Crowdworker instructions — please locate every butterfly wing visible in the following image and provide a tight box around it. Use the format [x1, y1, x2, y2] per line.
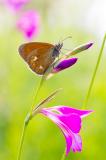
[18, 42, 55, 75]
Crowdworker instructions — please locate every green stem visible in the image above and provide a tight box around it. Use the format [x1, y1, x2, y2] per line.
[82, 33, 106, 109]
[17, 114, 30, 160]
[30, 76, 45, 115]
[60, 33, 106, 160]
[61, 149, 66, 160]
[17, 75, 46, 160]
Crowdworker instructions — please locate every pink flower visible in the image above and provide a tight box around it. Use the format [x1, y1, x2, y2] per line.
[40, 106, 93, 156]
[17, 10, 40, 39]
[4, 0, 29, 11]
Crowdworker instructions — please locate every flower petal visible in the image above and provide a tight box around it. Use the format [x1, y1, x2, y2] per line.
[64, 133, 72, 156]
[17, 10, 40, 39]
[5, 0, 29, 11]
[63, 132, 82, 155]
[71, 134, 82, 152]
[47, 106, 93, 118]
[53, 58, 78, 73]
[41, 106, 92, 156]
[67, 42, 93, 56]
[41, 109, 73, 155]
[60, 113, 81, 133]
[41, 108, 82, 155]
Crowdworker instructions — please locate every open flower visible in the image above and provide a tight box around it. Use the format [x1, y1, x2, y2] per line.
[17, 10, 40, 39]
[40, 106, 93, 156]
[4, 0, 29, 11]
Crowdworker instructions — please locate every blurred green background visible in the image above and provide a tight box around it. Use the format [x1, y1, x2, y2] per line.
[0, 0, 106, 160]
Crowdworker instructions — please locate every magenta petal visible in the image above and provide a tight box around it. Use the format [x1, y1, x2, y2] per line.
[42, 108, 81, 133]
[84, 42, 93, 50]
[75, 42, 93, 52]
[41, 106, 92, 156]
[41, 109, 73, 155]
[53, 58, 78, 73]
[60, 114, 81, 133]
[70, 42, 93, 56]
[64, 132, 82, 154]
[64, 132, 82, 155]
[71, 134, 82, 152]
[48, 106, 93, 118]
[17, 10, 40, 39]
[64, 133, 72, 156]
[41, 109, 60, 126]
[5, 0, 29, 11]
[62, 130, 82, 155]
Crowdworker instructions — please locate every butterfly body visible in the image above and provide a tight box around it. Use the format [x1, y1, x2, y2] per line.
[52, 43, 63, 57]
[19, 42, 63, 75]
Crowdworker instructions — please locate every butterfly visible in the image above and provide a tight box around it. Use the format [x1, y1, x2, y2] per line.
[18, 42, 63, 75]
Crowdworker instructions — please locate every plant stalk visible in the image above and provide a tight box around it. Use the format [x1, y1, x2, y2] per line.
[17, 114, 31, 160]
[82, 33, 106, 109]
[61, 149, 66, 160]
[17, 75, 45, 160]
[60, 33, 106, 160]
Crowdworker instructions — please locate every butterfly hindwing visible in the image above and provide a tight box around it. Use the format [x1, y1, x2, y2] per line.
[18, 42, 55, 74]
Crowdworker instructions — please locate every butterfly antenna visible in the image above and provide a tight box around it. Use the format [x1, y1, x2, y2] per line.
[62, 48, 72, 51]
[57, 36, 72, 45]
[61, 36, 72, 42]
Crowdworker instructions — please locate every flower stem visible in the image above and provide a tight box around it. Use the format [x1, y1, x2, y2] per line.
[60, 34, 106, 160]
[82, 33, 106, 109]
[30, 76, 45, 115]
[17, 114, 31, 160]
[61, 149, 66, 160]
[17, 75, 45, 160]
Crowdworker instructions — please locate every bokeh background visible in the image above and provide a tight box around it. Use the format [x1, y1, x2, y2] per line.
[0, 0, 106, 160]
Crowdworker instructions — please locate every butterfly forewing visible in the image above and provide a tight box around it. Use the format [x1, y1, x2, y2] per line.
[19, 42, 55, 75]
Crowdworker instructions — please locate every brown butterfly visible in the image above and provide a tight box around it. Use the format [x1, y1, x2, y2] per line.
[18, 42, 63, 75]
